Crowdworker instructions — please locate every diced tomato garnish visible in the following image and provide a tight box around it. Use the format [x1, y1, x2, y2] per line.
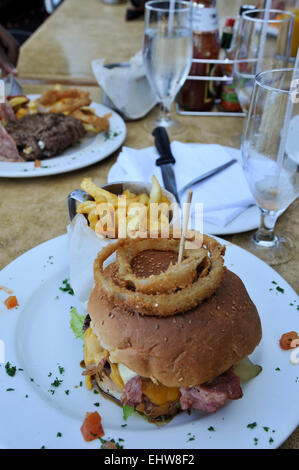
[4, 295, 18, 309]
[279, 331, 299, 350]
[80, 411, 104, 442]
[34, 160, 41, 167]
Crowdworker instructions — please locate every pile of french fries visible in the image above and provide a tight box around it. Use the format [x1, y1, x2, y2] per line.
[4, 85, 110, 134]
[76, 176, 171, 238]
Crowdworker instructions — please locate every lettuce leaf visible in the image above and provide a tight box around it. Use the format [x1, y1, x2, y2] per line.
[70, 306, 85, 339]
[123, 404, 134, 421]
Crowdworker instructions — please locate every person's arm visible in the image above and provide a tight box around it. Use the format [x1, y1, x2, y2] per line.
[0, 25, 19, 75]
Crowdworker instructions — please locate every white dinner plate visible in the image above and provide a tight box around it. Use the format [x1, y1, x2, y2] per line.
[0, 234, 298, 449]
[0, 95, 126, 178]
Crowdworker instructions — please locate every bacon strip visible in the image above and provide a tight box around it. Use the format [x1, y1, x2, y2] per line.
[0, 122, 23, 162]
[1, 101, 16, 123]
[180, 368, 243, 413]
[122, 376, 143, 407]
[82, 356, 107, 378]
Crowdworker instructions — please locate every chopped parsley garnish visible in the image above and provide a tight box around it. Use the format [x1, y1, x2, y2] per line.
[65, 390, 70, 395]
[30, 378, 34, 382]
[49, 389, 55, 395]
[276, 286, 284, 294]
[5, 362, 16, 377]
[254, 437, 258, 446]
[121, 424, 127, 428]
[94, 402, 100, 407]
[208, 426, 215, 431]
[272, 281, 277, 285]
[79, 381, 83, 387]
[59, 279, 74, 295]
[48, 372, 52, 377]
[263, 427, 269, 432]
[187, 434, 195, 442]
[6, 388, 14, 391]
[58, 365, 65, 375]
[25, 394, 28, 398]
[57, 432, 62, 438]
[123, 404, 134, 421]
[93, 389, 99, 394]
[269, 437, 274, 444]
[275, 367, 280, 371]
[51, 377, 63, 388]
[99, 437, 124, 449]
[247, 422, 257, 429]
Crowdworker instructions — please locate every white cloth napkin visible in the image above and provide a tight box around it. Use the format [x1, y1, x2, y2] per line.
[108, 142, 256, 227]
[91, 51, 157, 120]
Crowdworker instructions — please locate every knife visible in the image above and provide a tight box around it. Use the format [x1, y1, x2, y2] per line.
[152, 127, 180, 204]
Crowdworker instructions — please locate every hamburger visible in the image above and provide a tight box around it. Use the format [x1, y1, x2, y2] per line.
[82, 235, 262, 420]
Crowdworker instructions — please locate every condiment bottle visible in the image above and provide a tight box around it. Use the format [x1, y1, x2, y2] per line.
[176, 0, 220, 111]
[219, 17, 242, 113]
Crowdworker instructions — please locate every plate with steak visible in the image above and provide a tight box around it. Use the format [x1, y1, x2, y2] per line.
[0, 95, 126, 178]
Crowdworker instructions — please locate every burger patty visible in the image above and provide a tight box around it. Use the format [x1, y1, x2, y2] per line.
[5, 112, 86, 160]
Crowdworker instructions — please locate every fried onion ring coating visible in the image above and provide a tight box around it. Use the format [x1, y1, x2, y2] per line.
[116, 238, 208, 294]
[93, 234, 225, 317]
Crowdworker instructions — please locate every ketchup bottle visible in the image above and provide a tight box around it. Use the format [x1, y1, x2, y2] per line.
[177, 0, 220, 111]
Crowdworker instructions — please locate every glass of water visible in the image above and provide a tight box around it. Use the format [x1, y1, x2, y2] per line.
[143, 0, 193, 134]
[233, 9, 294, 113]
[241, 68, 299, 265]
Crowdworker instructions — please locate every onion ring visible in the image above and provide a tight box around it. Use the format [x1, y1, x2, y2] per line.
[93, 234, 225, 317]
[116, 238, 208, 294]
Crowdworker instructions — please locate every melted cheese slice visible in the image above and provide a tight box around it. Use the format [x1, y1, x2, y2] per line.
[142, 380, 180, 405]
[84, 327, 107, 366]
[84, 327, 180, 405]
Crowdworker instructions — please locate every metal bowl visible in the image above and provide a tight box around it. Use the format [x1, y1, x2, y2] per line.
[67, 181, 176, 222]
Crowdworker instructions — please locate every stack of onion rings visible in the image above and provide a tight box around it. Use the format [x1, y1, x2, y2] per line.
[117, 238, 208, 294]
[93, 234, 226, 317]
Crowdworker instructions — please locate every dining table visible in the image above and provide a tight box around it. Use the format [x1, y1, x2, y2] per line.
[0, 0, 298, 449]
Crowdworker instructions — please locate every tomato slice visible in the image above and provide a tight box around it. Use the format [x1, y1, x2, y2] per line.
[4, 295, 18, 309]
[279, 331, 299, 350]
[80, 411, 104, 442]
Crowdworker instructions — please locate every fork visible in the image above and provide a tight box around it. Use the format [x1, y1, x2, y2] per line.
[9, 73, 23, 96]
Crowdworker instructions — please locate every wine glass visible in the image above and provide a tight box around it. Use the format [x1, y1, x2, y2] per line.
[233, 9, 294, 113]
[241, 68, 299, 265]
[143, 0, 193, 135]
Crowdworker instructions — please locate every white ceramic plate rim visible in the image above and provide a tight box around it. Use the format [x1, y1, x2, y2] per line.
[0, 234, 298, 449]
[0, 95, 126, 178]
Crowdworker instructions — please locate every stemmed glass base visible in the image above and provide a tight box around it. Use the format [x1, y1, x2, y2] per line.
[144, 103, 184, 137]
[243, 208, 294, 266]
[245, 231, 294, 266]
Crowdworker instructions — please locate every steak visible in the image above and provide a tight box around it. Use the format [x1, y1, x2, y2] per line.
[5, 112, 86, 160]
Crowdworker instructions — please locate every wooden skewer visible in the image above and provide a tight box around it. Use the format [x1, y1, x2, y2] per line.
[178, 190, 193, 264]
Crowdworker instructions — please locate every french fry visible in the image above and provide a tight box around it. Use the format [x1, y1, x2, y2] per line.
[76, 201, 96, 214]
[80, 178, 109, 203]
[87, 208, 98, 231]
[150, 175, 162, 204]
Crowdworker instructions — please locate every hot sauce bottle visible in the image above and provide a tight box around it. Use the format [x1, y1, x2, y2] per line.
[219, 17, 242, 113]
[176, 0, 220, 111]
